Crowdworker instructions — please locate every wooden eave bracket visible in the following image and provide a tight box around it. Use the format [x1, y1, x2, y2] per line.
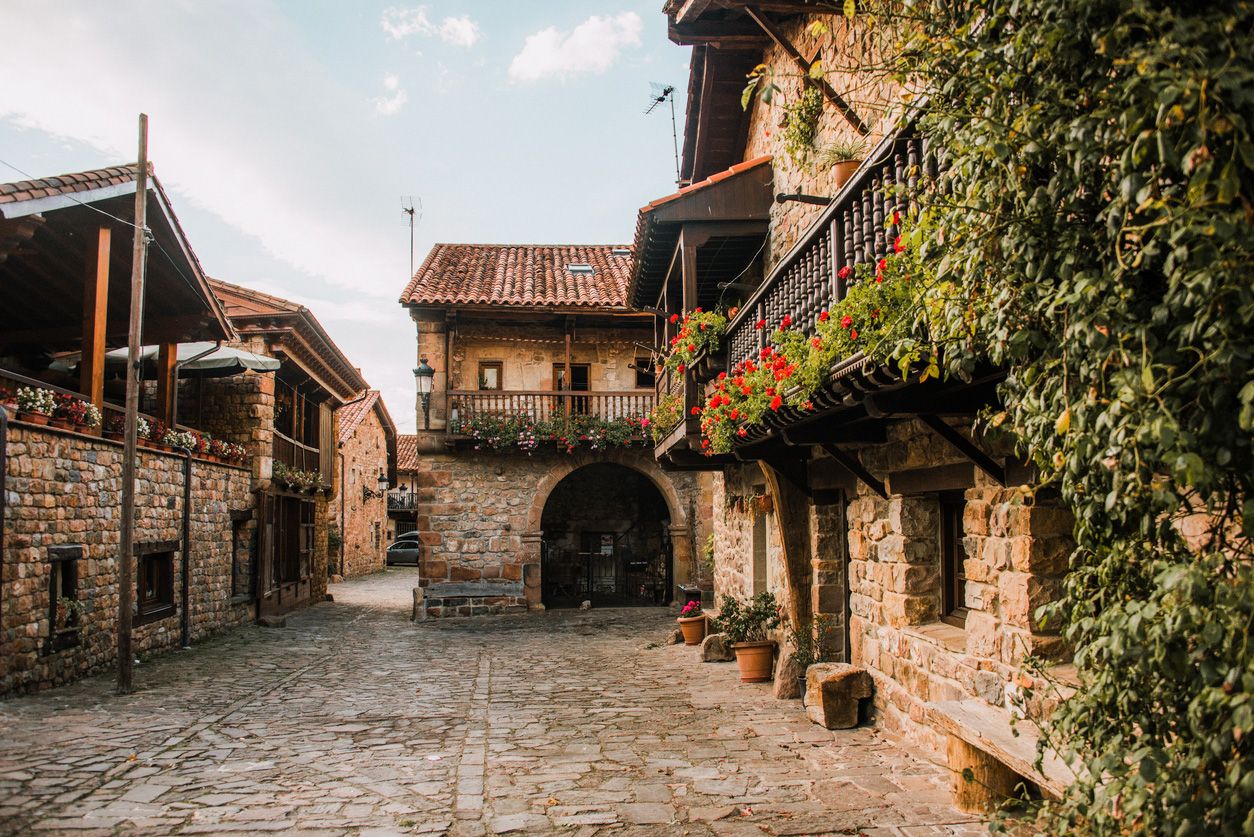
[761, 455, 811, 498]
[820, 443, 887, 499]
[743, 5, 871, 137]
[919, 414, 1007, 487]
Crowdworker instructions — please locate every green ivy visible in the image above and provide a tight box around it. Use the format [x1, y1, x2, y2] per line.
[884, 0, 1254, 831]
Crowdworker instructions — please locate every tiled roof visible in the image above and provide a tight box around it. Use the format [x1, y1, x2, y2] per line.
[337, 391, 379, 444]
[399, 244, 634, 309]
[638, 155, 772, 214]
[396, 434, 419, 472]
[0, 164, 137, 209]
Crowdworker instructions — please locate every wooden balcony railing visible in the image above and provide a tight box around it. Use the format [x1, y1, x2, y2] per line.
[724, 119, 937, 368]
[387, 490, 417, 511]
[272, 429, 320, 474]
[448, 390, 655, 430]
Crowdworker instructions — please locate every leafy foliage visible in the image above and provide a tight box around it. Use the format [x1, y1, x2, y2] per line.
[882, 0, 1254, 831]
[453, 412, 646, 454]
[714, 591, 782, 644]
[646, 392, 684, 443]
[663, 309, 728, 373]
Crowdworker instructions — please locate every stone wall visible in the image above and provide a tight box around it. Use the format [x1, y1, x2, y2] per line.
[842, 419, 1072, 758]
[407, 441, 708, 617]
[739, 13, 904, 269]
[454, 326, 653, 396]
[336, 408, 389, 579]
[1, 420, 254, 695]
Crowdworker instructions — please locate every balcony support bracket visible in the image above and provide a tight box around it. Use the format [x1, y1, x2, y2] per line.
[919, 414, 1006, 487]
[819, 443, 886, 500]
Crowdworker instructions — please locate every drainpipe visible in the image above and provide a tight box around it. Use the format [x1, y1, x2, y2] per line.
[180, 449, 192, 648]
[339, 445, 346, 578]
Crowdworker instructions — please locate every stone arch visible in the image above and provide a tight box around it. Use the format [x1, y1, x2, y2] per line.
[525, 449, 689, 533]
[521, 449, 696, 606]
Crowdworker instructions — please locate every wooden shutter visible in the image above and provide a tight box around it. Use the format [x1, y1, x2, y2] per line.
[319, 403, 335, 486]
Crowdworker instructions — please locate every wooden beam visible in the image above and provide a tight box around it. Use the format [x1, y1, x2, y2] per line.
[919, 415, 1007, 486]
[79, 226, 111, 407]
[155, 342, 177, 426]
[820, 443, 886, 499]
[743, 6, 871, 136]
[675, 0, 715, 24]
[679, 227, 699, 313]
[668, 19, 770, 47]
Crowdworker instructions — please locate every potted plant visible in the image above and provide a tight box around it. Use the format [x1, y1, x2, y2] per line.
[102, 412, 125, 441]
[676, 599, 708, 645]
[718, 592, 782, 683]
[50, 393, 83, 429]
[15, 386, 55, 425]
[146, 419, 169, 450]
[55, 596, 85, 631]
[135, 416, 152, 446]
[786, 613, 835, 705]
[819, 137, 868, 190]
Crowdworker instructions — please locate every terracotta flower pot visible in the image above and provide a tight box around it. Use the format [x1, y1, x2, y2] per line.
[732, 640, 776, 683]
[18, 410, 50, 426]
[833, 159, 862, 190]
[677, 615, 707, 645]
[50, 417, 73, 430]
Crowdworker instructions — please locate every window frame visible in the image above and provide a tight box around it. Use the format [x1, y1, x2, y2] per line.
[477, 361, 503, 391]
[939, 492, 969, 628]
[135, 542, 177, 625]
[634, 356, 656, 390]
[46, 545, 83, 653]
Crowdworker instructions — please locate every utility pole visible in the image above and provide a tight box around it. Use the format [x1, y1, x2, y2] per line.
[118, 113, 150, 695]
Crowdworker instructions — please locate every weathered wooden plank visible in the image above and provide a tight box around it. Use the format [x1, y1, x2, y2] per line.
[427, 581, 523, 598]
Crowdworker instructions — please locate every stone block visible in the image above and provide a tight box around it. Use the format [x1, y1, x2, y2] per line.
[501, 563, 523, 581]
[773, 651, 804, 699]
[882, 592, 937, 627]
[1009, 535, 1073, 576]
[998, 572, 1061, 631]
[965, 610, 1000, 658]
[411, 587, 426, 621]
[805, 663, 873, 729]
[450, 566, 482, 582]
[701, 633, 735, 662]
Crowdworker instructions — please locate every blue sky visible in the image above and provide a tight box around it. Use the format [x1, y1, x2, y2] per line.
[0, 1, 691, 432]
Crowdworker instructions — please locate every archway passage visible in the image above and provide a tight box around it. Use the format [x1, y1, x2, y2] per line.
[540, 463, 672, 609]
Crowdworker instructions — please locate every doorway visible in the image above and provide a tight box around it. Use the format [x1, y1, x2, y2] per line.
[540, 463, 672, 608]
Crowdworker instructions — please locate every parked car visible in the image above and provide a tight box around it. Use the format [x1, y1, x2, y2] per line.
[386, 537, 421, 566]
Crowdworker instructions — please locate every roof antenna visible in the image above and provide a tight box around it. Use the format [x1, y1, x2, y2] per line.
[401, 196, 422, 279]
[645, 83, 681, 187]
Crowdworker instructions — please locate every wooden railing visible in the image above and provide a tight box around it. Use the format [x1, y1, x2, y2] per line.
[1, 367, 195, 436]
[724, 119, 937, 368]
[448, 390, 655, 428]
[272, 429, 320, 474]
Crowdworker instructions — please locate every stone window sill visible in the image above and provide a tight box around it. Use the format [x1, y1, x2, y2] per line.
[904, 622, 967, 654]
[136, 605, 176, 626]
[230, 594, 253, 606]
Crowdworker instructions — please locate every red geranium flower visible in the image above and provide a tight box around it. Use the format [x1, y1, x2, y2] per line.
[780, 315, 792, 329]
[769, 395, 783, 411]
[718, 371, 727, 380]
[687, 344, 696, 352]
[893, 235, 904, 253]
[892, 210, 901, 226]
[691, 406, 702, 415]
[755, 319, 766, 330]
[730, 409, 740, 420]
[694, 307, 702, 313]
[841, 315, 853, 329]
[838, 266, 852, 280]
[760, 347, 772, 359]
[677, 363, 685, 373]
[737, 427, 748, 437]
[804, 400, 814, 410]
[812, 337, 822, 349]
[851, 329, 858, 339]
[818, 310, 830, 322]
[669, 314, 679, 324]
[741, 386, 752, 396]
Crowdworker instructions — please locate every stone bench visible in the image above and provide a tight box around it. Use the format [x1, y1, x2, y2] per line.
[805, 663, 873, 729]
[925, 699, 1073, 813]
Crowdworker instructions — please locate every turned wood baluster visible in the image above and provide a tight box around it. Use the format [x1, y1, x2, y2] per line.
[872, 177, 886, 260]
[851, 200, 864, 273]
[907, 138, 922, 219]
[862, 185, 876, 263]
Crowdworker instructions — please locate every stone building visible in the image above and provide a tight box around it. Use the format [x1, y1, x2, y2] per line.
[333, 390, 397, 579]
[387, 434, 420, 541]
[632, 1, 1077, 796]
[201, 279, 368, 618]
[398, 243, 712, 616]
[0, 165, 254, 694]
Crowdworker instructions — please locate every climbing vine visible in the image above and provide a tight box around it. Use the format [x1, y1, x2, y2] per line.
[877, 0, 1254, 832]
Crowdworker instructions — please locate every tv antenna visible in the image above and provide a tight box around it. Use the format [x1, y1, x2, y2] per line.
[645, 83, 681, 186]
[401, 196, 422, 279]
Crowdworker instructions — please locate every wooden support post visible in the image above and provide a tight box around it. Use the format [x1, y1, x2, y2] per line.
[743, 6, 871, 136]
[563, 319, 573, 421]
[156, 342, 177, 426]
[680, 228, 699, 314]
[80, 227, 111, 406]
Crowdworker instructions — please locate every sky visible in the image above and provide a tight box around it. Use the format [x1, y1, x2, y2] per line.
[0, 1, 691, 433]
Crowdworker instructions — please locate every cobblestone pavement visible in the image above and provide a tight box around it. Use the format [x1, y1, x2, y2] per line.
[0, 569, 986, 836]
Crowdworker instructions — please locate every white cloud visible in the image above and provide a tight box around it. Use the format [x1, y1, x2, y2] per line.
[508, 12, 642, 83]
[373, 74, 408, 115]
[381, 6, 480, 47]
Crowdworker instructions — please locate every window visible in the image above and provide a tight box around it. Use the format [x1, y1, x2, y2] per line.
[230, 513, 253, 601]
[478, 361, 502, 391]
[136, 545, 175, 625]
[634, 357, 655, 389]
[552, 363, 590, 391]
[47, 545, 82, 652]
[939, 492, 969, 627]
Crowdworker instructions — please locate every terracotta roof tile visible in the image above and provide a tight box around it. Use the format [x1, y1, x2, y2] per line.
[396, 434, 419, 472]
[399, 244, 634, 309]
[337, 391, 379, 445]
[0, 164, 138, 208]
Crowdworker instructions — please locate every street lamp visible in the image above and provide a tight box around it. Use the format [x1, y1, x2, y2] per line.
[414, 356, 435, 430]
[362, 471, 389, 502]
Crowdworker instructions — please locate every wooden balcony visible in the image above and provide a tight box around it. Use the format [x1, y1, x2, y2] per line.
[447, 390, 654, 446]
[272, 429, 320, 475]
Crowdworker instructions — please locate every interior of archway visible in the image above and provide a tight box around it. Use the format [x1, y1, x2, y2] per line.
[540, 463, 672, 608]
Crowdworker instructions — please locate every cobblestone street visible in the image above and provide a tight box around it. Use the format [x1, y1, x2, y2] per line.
[0, 570, 983, 836]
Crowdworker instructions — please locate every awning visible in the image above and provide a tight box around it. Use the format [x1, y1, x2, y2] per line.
[54, 342, 280, 378]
